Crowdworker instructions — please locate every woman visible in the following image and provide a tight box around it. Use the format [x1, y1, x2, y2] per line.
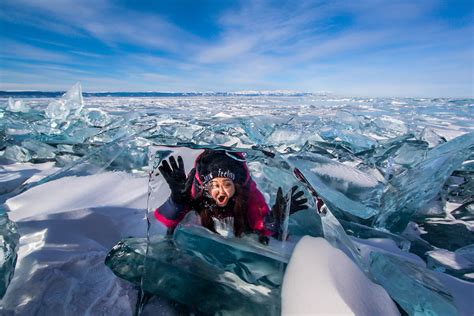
[155, 149, 308, 240]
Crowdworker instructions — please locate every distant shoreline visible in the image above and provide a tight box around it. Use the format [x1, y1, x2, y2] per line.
[0, 91, 317, 98]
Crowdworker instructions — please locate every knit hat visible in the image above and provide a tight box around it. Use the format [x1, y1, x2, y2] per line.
[196, 150, 249, 185]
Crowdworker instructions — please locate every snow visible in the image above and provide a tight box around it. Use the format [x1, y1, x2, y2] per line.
[3, 206, 140, 314]
[282, 236, 400, 316]
[427, 249, 473, 271]
[1, 165, 148, 314]
[6, 171, 147, 221]
[311, 163, 381, 188]
[213, 111, 233, 118]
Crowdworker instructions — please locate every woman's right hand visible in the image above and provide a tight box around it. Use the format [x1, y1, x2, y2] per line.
[158, 155, 196, 204]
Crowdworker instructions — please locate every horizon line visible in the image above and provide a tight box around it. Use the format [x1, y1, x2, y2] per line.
[1, 90, 473, 99]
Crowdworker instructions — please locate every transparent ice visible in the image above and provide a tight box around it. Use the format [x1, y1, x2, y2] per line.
[172, 221, 288, 287]
[287, 153, 383, 219]
[105, 234, 281, 315]
[45, 83, 84, 121]
[376, 132, 474, 233]
[0, 206, 19, 298]
[6, 98, 30, 113]
[369, 252, 459, 315]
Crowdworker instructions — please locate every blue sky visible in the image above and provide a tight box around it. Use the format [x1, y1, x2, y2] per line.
[0, 0, 473, 97]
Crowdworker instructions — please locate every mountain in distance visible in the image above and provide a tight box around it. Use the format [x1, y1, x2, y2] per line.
[0, 90, 330, 98]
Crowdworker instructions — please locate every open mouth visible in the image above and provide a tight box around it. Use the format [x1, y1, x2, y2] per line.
[218, 195, 227, 203]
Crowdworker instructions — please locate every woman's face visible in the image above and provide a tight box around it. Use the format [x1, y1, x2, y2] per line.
[207, 177, 235, 207]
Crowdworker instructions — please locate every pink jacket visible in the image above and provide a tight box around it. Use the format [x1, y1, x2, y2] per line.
[154, 152, 270, 235]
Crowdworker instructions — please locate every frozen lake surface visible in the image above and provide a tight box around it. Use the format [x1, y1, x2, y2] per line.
[1, 86, 473, 315]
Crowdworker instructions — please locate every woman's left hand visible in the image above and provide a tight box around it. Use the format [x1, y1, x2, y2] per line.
[289, 186, 308, 215]
[267, 186, 308, 240]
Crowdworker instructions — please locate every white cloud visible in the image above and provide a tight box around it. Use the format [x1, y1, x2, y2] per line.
[3, 0, 202, 54]
[1, 0, 472, 96]
[0, 39, 73, 63]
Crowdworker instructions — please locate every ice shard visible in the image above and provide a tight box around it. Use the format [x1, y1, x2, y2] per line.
[372, 116, 409, 137]
[390, 140, 428, 167]
[455, 245, 474, 266]
[338, 219, 412, 251]
[237, 116, 274, 145]
[0, 207, 19, 298]
[369, 251, 459, 315]
[318, 205, 367, 272]
[2, 145, 31, 163]
[6, 98, 30, 113]
[419, 127, 447, 148]
[375, 132, 474, 233]
[446, 171, 474, 205]
[8, 130, 152, 198]
[45, 99, 70, 122]
[333, 130, 376, 154]
[173, 222, 287, 288]
[334, 110, 367, 130]
[267, 127, 303, 150]
[105, 236, 281, 315]
[427, 245, 474, 280]
[450, 201, 474, 223]
[21, 139, 56, 160]
[1, 110, 39, 143]
[421, 214, 473, 250]
[288, 208, 323, 237]
[287, 153, 383, 219]
[355, 134, 428, 179]
[83, 108, 113, 128]
[45, 83, 84, 121]
[356, 134, 414, 165]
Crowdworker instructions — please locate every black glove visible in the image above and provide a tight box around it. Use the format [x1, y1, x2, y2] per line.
[293, 167, 325, 213]
[289, 185, 308, 215]
[158, 155, 196, 204]
[268, 187, 287, 240]
[258, 234, 270, 245]
[266, 186, 308, 240]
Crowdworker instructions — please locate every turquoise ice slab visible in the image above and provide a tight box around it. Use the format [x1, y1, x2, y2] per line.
[173, 223, 287, 288]
[45, 82, 83, 120]
[376, 132, 474, 233]
[287, 153, 383, 219]
[369, 252, 459, 316]
[319, 206, 367, 272]
[105, 235, 281, 315]
[288, 208, 323, 237]
[0, 209, 19, 298]
[427, 245, 474, 281]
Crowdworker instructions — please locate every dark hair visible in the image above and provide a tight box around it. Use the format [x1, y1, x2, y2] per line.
[193, 183, 251, 237]
[196, 150, 248, 186]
